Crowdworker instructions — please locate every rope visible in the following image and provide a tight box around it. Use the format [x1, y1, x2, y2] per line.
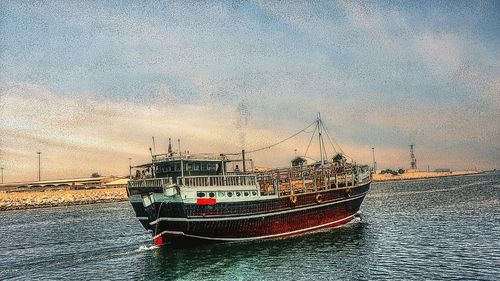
[321, 120, 343, 156]
[227, 120, 317, 155]
[304, 122, 318, 158]
[154, 201, 167, 238]
[225, 116, 351, 162]
[320, 132, 328, 161]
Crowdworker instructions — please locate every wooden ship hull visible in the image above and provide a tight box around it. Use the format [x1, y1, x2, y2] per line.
[130, 181, 369, 246]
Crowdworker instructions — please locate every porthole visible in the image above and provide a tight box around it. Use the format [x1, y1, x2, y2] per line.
[244, 191, 249, 197]
[209, 192, 215, 198]
[197, 192, 206, 198]
[252, 191, 257, 196]
[227, 192, 233, 197]
[236, 192, 241, 197]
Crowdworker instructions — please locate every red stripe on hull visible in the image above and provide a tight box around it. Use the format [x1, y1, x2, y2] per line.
[196, 198, 216, 205]
[153, 235, 164, 246]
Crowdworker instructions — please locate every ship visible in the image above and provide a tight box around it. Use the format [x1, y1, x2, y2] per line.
[126, 115, 371, 246]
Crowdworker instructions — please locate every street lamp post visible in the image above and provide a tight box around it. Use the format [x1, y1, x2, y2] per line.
[37, 152, 41, 181]
[128, 158, 132, 179]
[1, 167, 4, 184]
[372, 147, 377, 173]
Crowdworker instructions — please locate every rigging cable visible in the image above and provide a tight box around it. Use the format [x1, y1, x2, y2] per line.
[226, 120, 317, 155]
[303, 122, 318, 158]
[321, 121, 343, 156]
[321, 121, 355, 161]
[320, 130, 328, 161]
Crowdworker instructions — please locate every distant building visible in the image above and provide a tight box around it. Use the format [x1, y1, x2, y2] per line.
[0, 176, 122, 192]
[104, 178, 129, 188]
[434, 168, 451, 172]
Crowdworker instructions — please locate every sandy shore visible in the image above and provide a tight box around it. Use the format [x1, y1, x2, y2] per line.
[0, 170, 483, 210]
[373, 170, 481, 182]
[0, 188, 128, 211]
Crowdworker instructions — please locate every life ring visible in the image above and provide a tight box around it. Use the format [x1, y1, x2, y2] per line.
[345, 188, 353, 198]
[290, 194, 297, 204]
[315, 194, 322, 203]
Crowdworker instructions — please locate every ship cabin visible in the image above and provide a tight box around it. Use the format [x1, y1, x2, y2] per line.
[129, 152, 254, 185]
[153, 157, 221, 180]
[128, 152, 263, 200]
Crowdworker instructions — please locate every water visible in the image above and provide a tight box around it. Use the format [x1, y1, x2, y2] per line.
[1, 173, 499, 280]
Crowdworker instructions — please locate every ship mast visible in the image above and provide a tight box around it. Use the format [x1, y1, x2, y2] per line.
[317, 113, 324, 166]
[225, 113, 343, 166]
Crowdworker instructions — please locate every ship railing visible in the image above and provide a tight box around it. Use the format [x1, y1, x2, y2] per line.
[152, 153, 223, 163]
[179, 175, 257, 187]
[127, 178, 173, 196]
[128, 178, 172, 188]
[261, 171, 360, 197]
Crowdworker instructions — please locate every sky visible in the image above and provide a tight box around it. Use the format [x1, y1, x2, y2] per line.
[0, 0, 499, 182]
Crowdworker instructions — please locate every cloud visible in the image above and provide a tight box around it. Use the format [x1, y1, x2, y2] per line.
[1, 81, 497, 183]
[1, 83, 340, 181]
[1, 1, 499, 182]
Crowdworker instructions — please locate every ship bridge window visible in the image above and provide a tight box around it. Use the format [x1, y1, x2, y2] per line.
[170, 165, 175, 171]
[175, 164, 180, 171]
[202, 163, 208, 170]
[162, 166, 168, 172]
[194, 162, 201, 171]
[208, 163, 217, 171]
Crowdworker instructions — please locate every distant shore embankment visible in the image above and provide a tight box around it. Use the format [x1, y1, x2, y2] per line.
[0, 170, 485, 210]
[373, 170, 481, 182]
[0, 188, 127, 211]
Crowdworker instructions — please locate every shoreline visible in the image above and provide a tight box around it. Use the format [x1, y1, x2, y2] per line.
[0, 170, 486, 211]
[372, 170, 482, 183]
[0, 188, 128, 211]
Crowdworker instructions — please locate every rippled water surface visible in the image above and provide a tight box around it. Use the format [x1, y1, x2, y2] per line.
[1, 173, 499, 280]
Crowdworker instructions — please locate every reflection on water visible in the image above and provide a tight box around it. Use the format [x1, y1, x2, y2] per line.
[142, 221, 369, 280]
[1, 172, 499, 280]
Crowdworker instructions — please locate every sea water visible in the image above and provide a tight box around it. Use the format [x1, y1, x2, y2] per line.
[1, 172, 499, 280]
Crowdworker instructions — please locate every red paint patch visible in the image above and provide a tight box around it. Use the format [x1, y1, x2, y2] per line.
[154, 235, 164, 246]
[197, 198, 216, 205]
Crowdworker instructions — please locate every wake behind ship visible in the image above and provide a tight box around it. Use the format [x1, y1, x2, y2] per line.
[127, 115, 371, 246]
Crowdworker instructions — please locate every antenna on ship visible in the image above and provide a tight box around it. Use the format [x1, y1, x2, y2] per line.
[152, 136, 157, 155]
[168, 138, 173, 156]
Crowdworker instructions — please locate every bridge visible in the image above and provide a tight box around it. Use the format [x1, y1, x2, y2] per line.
[0, 176, 126, 192]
